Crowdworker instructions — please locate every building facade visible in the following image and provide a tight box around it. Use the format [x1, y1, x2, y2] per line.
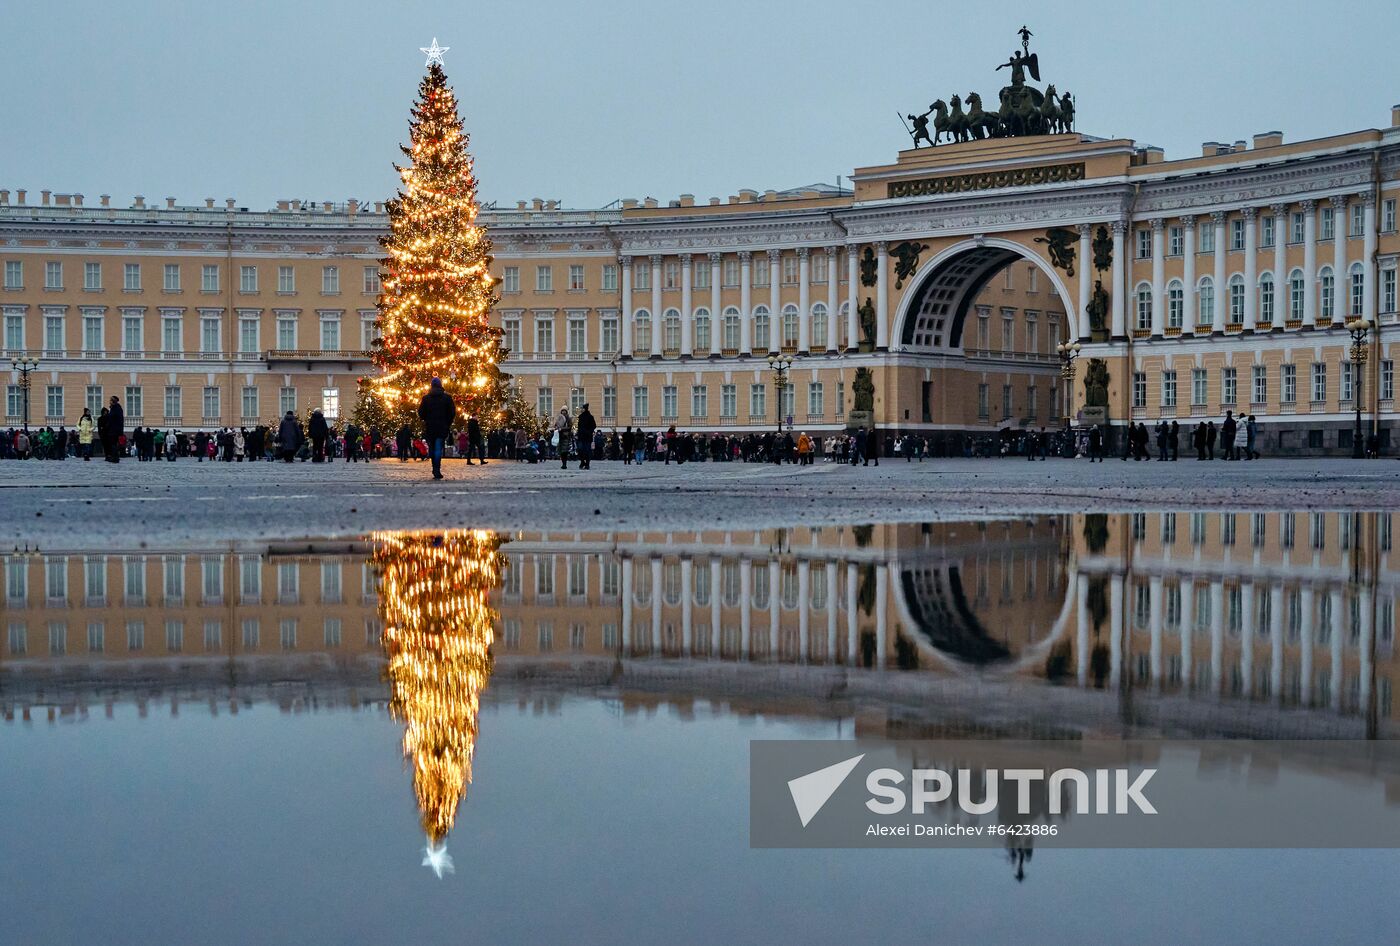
[3, 105, 1399, 451]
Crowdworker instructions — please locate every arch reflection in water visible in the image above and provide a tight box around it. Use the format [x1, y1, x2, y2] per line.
[370, 529, 506, 876]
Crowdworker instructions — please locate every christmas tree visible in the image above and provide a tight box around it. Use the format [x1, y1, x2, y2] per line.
[369, 47, 506, 427]
[372, 527, 505, 875]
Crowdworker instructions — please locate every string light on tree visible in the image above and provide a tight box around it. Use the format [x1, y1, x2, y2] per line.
[367, 41, 508, 428]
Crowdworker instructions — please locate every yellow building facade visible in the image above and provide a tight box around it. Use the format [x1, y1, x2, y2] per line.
[3, 104, 1399, 452]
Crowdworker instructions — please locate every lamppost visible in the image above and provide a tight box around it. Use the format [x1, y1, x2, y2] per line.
[767, 352, 794, 435]
[1346, 317, 1370, 459]
[1056, 341, 1080, 456]
[10, 356, 39, 432]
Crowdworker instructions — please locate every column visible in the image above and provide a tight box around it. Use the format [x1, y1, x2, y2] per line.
[1301, 200, 1318, 325]
[709, 559, 722, 657]
[767, 249, 781, 349]
[1240, 582, 1255, 698]
[679, 253, 693, 357]
[680, 558, 693, 654]
[1269, 583, 1284, 705]
[797, 248, 811, 352]
[1077, 224, 1092, 341]
[797, 560, 811, 663]
[1109, 573, 1125, 689]
[825, 246, 839, 351]
[1270, 203, 1288, 327]
[739, 252, 753, 354]
[846, 246, 859, 349]
[1148, 575, 1164, 688]
[740, 560, 752, 659]
[620, 256, 634, 358]
[1300, 585, 1314, 706]
[1109, 222, 1126, 339]
[1076, 572, 1090, 687]
[1209, 581, 1224, 695]
[768, 559, 780, 659]
[1363, 193, 1378, 323]
[845, 562, 858, 666]
[875, 241, 890, 349]
[825, 561, 838, 664]
[1330, 196, 1347, 324]
[875, 563, 889, 670]
[621, 557, 634, 652]
[1150, 218, 1166, 336]
[709, 253, 722, 349]
[1181, 217, 1197, 336]
[649, 255, 663, 356]
[1329, 587, 1344, 711]
[1242, 207, 1258, 331]
[1212, 211, 1227, 333]
[650, 557, 662, 651]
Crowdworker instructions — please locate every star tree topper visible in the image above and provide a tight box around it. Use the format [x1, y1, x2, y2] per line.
[419, 37, 449, 66]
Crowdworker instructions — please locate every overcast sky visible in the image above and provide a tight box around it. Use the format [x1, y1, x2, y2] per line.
[3, 0, 1397, 212]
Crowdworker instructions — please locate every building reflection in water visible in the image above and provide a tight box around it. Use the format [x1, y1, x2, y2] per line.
[2, 511, 1396, 748]
[370, 529, 505, 876]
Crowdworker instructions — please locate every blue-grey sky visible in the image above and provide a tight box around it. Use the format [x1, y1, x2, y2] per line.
[3, 0, 1397, 211]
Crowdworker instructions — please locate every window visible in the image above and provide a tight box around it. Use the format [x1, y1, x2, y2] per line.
[1230, 219, 1245, 250]
[1320, 266, 1335, 320]
[1197, 277, 1214, 327]
[1259, 273, 1274, 322]
[1162, 370, 1177, 407]
[1321, 206, 1335, 240]
[1168, 226, 1183, 256]
[1135, 228, 1151, 259]
[84, 262, 102, 290]
[276, 313, 296, 350]
[1311, 362, 1327, 403]
[1341, 361, 1356, 402]
[45, 261, 63, 289]
[44, 311, 64, 353]
[633, 262, 650, 291]
[7, 384, 22, 416]
[46, 385, 63, 417]
[4, 260, 22, 289]
[86, 385, 102, 415]
[502, 266, 519, 293]
[782, 382, 796, 420]
[1349, 203, 1364, 238]
[241, 386, 258, 419]
[601, 264, 618, 291]
[808, 381, 824, 415]
[753, 305, 770, 350]
[753, 257, 770, 287]
[812, 253, 828, 283]
[535, 265, 552, 292]
[567, 316, 586, 355]
[1132, 372, 1147, 408]
[693, 308, 710, 350]
[1192, 368, 1208, 406]
[1199, 224, 1215, 254]
[1262, 215, 1275, 248]
[977, 383, 989, 419]
[1247, 364, 1266, 404]
[277, 265, 294, 293]
[781, 255, 799, 284]
[749, 383, 766, 417]
[810, 302, 827, 348]
[1228, 275, 1245, 323]
[163, 385, 181, 419]
[1159, 278, 1181, 327]
[720, 383, 737, 418]
[201, 265, 219, 293]
[780, 305, 798, 348]
[362, 266, 380, 294]
[976, 310, 990, 348]
[1382, 360, 1394, 401]
[631, 385, 648, 418]
[321, 266, 339, 294]
[1349, 262, 1365, 316]
[691, 384, 708, 417]
[567, 264, 584, 291]
[279, 386, 296, 414]
[600, 316, 618, 353]
[82, 311, 103, 352]
[663, 309, 681, 350]
[722, 307, 740, 349]
[200, 314, 220, 353]
[1290, 212, 1305, 244]
[602, 385, 617, 418]
[723, 259, 739, 287]
[1135, 283, 1152, 331]
[360, 313, 378, 351]
[238, 315, 258, 353]
[239, 265, 257, 293]
[202, 386, 220, 420]
[3, 310, 22, 351]
[662, 385, 678, 418]
[1002, 384, 1013, 419]
[1222, 367, 1237, 405]
[501, 317, 520, 353]
[633, 309, 651, 352]
[1288, 270, 1305, 321]
[125, 385, 143, 418]
[663, 261, 679, 290]
[1384, 198, 1397, 234]
[1383, 268, 1397, 314]
[534, 315, 553, 353]
[1282, 363, 1297, 403]
[319, 312, 340, 351]
[155, 311, 180, 353]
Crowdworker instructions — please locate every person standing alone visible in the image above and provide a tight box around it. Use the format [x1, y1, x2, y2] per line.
[104, 396, 124, 463]
[417, 377, 456, 480]
[575, 404, 597, 470]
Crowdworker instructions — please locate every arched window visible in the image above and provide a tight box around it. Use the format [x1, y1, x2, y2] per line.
[633, 308, 651, 352]
[839, 301, 850, 348]
[722, 306, 740, 350]
[692, 307, 710, 352]
[632, 562, 651, 604]
[780, 564, 799, 610]
[1319, 266, 1335, 320]
[1259, 272, 1275, 323]
[1135, 282, 1152, 331]
[693, 565, 710, 606]
[1166, 279, 1184, 328]
[1197, 276, 1214, 328]
[1349, 261, 1365, 316]
[811, 302, 828, 348]
[663, 563, 681, 605]
[781, 304, 799, 348]
[753, 305, 770, 350]
[1288, 268, 1306, 322]
[1228, 274, 1245, 324]
[662, 308, 681, 351]
[751, 563, 769, 610]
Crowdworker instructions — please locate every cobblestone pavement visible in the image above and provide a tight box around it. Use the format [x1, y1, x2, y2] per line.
[0, 455, 1395, 544]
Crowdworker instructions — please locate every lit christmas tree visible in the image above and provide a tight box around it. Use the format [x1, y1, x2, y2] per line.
[369, 41, 507, 426]
[372, 527, 505, 877]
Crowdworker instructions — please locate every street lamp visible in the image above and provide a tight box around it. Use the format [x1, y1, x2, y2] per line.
[10, 356, 39, 432]
[767, 352, 794, 434]
[1346, 317, 1370, 459]
[1056, 341, 1081, 455]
